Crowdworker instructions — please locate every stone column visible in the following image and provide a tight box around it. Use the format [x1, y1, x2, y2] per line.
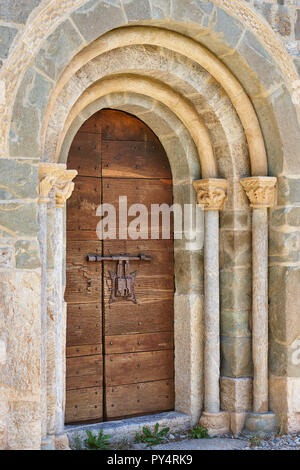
[240, 177, 278, 434]
[53, 170, 77, 442]
[38, 164, 76, 449]
[38, 166, 57, 450]
[193, 179, 230, 435]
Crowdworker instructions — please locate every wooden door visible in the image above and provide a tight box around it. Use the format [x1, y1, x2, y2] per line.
[65, 109, 174, 424]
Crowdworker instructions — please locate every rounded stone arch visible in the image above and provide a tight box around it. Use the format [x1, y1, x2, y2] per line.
[44, 43, 250, 182]
[3, 0, 300, 176]
[59, 92, 201, 182]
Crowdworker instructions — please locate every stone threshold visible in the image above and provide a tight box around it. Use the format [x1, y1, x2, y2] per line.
[66, 411, 191, 448]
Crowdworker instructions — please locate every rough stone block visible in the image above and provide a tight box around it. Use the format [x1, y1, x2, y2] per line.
[220, 230, 251, 269]
[237, 31, 282, 91]
[0, 0, 41, 24]
[199, 411, 230, 436]
[270, 87, 300, 174]
[277, 176, 300, 205]
[150, 0, 171, 19]
[221, 336, 252, 377]
[174, 294, 204, 423]
[269, 265, 300, 345]
[9, 68, 52, 158]
[15, 240, 40, 269]
[35, 19, 83, 80]
[230, 412, 246, 436]
[220, 376, 252, 412]
[171, 0, 205, 25]
[220, 210, 249, 230]
[7, 401, 41, 450]
[0, 203, 38, 238]
[269, 229, 300, 263]
[213, 7, 244, 49]
[174, 250, 203, 294]
[269, 337, 300, 378]
[123, 0, 152, 22]
[220, 268, 251, 311]
[244, 412, 278, 435]
[0, 159, 38, 200]
[71, 0, 126, 43]
[270, 207, 300, 228]
[0, 247, 14, 268]
[220, 310, 251, 338]
[0, 25, 18, 60]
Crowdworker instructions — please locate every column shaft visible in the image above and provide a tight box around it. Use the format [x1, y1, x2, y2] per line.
[54, 207, 65, 434]
[38, 202, 48, 440]
[204, 210, 220, 413]
[252, 208, 268, 413]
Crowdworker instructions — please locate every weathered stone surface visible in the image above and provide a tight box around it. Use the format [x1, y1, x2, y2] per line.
[0, 203, 38, 238]
[71, 0, 126, 43]
[35, 20, 83, 81]
[237, 31, 282, 91]
[213, 7, 244, 49]
[0, 0, 41, 24]
[220, 210, 249, 230]
[0, 247, 14, 268]
[270, 376, 300, 433]
[230, 412, 247, 436]
[171, 0, 205, 25]
[123, 0, 152, 22]
[269, 337, 300, 378]
[221, 336, 252, 377]
[174, 250, 203, 294]
[271, 207, 300, 227]
[199, 411, 230, 436]
[270, 87, 300, 174]
[9, 68, 52, 158]
[277, 176, 300, 205]
[15, 240, 40, 269]
[220, 376, 252, 412]
[54, 433, 71, 450]
[174, 294, 203, 424]
[0, 159, 38, 200]
[269, 265, 300, 345]
[150, 0, 171, 19]
[244, 412, 278, 435]
[269, 229, 300, 263]
[220, 310, 251, 338]
[220, 268, 251, 311]
[220, 230, 251, 269]
[7, 401, 41, 450]
[0, 25, 18, 61]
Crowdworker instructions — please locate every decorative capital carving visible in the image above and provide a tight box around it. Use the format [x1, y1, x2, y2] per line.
[192, 178, 227, 211]
[240, 177, 277, 209]
[38, 163, 77, 206]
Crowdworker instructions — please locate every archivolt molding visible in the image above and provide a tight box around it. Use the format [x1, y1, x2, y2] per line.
[46, 44, 249, 180]
[0, 1, 297, 173]
[57, 74, 217, 178]
[59, 91, 201, 182]
[43, 26, 267, 176]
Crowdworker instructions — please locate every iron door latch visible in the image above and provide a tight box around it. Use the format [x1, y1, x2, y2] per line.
[87, 253, 152, 303]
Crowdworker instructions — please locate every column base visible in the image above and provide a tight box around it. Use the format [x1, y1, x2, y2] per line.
[54, 433, 71, 450]
[244, 412, 278, 435]
[199, 411, 230, 436]
[40, 436, 55, 450]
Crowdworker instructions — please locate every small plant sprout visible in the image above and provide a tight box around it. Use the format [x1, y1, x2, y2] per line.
[135, 423, 170, 447]
[84, 429, 112, 450]
[189, 425, 211, 439]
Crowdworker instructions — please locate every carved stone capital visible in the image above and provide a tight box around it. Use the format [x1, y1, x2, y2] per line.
[38, 163, 77, 206]
[38, 163, 65, 204]
[55, 169, 77, 208]
[240, 177, 277, 209]
[192, 179, 227, 211]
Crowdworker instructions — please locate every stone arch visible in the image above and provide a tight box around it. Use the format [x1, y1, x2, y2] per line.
[59, 92, 200, 182]
[43, 43, 250, 183]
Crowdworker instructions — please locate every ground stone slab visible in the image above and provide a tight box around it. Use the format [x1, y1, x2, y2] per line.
[150, 438, 249, 450]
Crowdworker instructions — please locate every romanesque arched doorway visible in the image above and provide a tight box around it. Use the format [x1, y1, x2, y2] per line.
[64, 109, 175, 424]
